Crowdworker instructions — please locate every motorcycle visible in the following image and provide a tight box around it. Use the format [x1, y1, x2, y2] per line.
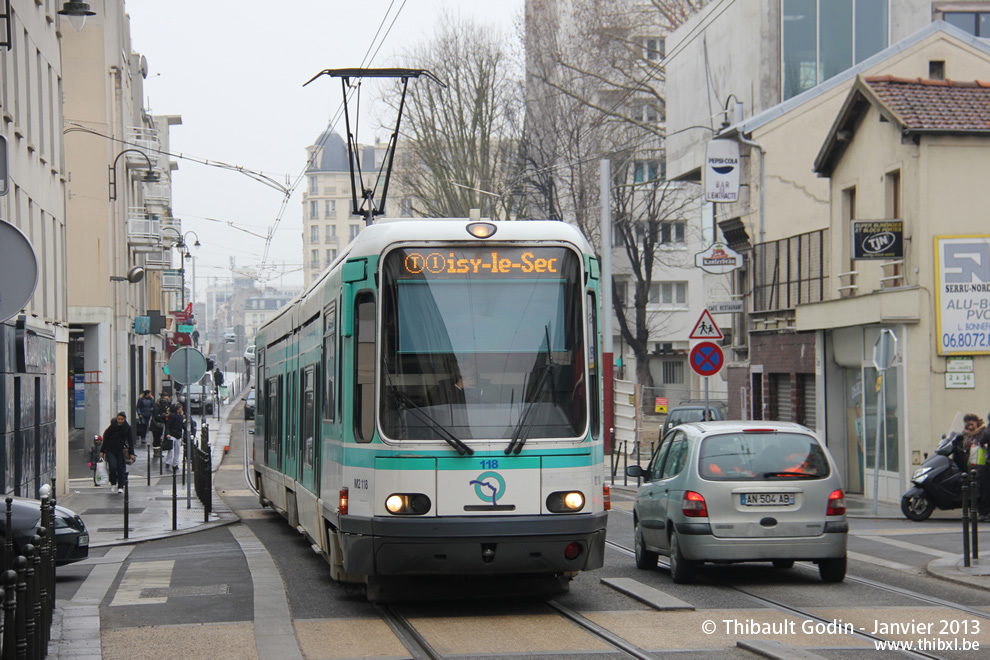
[901, 425, 969, 521]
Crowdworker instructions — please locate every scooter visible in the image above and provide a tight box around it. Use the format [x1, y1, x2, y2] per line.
[901, 431, 968, 521]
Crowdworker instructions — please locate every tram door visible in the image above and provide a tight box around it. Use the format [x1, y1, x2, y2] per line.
[284, 365, 298, 481]
[299, 364, 318, 491]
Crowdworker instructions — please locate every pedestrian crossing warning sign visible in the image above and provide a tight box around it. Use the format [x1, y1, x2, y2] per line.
[689, 309, 724, 340]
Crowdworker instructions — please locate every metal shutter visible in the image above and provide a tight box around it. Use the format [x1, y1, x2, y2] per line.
[801, 373, 816, 428]
[774, 374, 792, 421]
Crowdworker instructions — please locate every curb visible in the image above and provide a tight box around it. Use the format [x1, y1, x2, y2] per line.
[926, 555, 990, 591]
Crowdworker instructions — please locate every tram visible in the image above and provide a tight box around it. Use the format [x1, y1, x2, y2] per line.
[251, 217, 608, 596]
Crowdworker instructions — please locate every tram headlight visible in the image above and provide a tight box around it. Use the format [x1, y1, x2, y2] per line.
[466, 222, 497, 239]
[384, 493, 431, 515]
[546, 491, 585, 513]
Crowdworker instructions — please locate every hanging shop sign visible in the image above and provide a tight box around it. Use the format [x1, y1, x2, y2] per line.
[853, 220, 903, 259]
[704, 140, 740, 202]
[695, 242, 742, 274]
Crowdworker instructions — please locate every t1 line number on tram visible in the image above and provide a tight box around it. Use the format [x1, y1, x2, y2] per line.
[400, 247, 565, 279]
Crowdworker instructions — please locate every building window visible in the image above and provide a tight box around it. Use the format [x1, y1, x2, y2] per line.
[326, 249, 336, 263]
[634, 160, 664, 183]
[660, 220, 686, 244]
[350, 225, 360, 241]
[782, 0, 889, 101]
[326, 225, 335, 242]
[649, 281, 687, 306]
[310, 225, 319, 243]
[325, 200, 335, 217]
[942, 11, 990, 37]
[310, 176, 318, 194]
[400, 198, 412, 217]
[310, 249, 319, 267]
[642, 37, 665, 61]
[310, 201, 319, 218]
[662, 360, 684, 385]
[614, 280, 627, 308]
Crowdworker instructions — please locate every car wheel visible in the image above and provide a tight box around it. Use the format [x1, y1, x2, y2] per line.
[668, 531, 696, 584]
[634, 519, 658, 570]
[772, 559, 795, 569]
[900, 492, 935, 521]
[818, 556, 846, 583]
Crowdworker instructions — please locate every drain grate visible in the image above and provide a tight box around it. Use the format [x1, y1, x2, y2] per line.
[82, 508, 146, 515]
[96, 528, 134, 533]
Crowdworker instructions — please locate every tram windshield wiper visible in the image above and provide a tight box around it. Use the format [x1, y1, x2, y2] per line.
[505, 326, 555, 456]
[383, 357, 473, 456]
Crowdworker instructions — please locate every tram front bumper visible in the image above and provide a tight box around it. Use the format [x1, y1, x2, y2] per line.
[338, 512, 607, 577]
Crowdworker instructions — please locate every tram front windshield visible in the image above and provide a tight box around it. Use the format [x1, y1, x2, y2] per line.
[380, 245, 588, 442]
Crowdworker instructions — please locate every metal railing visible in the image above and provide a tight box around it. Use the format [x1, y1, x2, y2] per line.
[753, 228, 829, 312]
[2, 492, 57, 659]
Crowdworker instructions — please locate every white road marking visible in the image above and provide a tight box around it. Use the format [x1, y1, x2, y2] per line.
[847, 551, 919, 573]
[856, 535, 955, 558]
[109, 560, 174, 606]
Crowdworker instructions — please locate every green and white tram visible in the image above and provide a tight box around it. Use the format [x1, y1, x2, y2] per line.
[251, 217, 608, 594]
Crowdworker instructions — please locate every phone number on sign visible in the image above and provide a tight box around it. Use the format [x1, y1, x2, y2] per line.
[941, 332, 990, 349]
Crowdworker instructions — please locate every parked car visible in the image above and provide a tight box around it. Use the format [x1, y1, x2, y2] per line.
[0, 497, 89, 566]
[181, 374, 215, 414]
[661, 404, 726, 437]
[627, 420, 847, 584]
[244, 389, 255, 420]
[244, 344, 256, 364]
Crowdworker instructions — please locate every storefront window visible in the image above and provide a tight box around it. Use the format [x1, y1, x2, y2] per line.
[863, 365, 899, 472]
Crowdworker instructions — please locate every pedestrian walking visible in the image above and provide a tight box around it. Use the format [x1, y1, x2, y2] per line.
[163, 402, 186, 471]
[136, 389, 155, 446]
[150, 391, 170, 456]
[964, 413, 990, 521]
[213, 366, 225, 404]
[101, 412, 135, 494]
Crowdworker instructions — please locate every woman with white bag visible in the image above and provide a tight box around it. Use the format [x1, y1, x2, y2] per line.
[163, 402, 186, 472]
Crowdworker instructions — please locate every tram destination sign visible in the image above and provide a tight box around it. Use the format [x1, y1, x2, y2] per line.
[393, 246, 571, 280]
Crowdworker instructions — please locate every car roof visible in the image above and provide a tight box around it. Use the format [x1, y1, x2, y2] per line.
[680, 420, 814, 435]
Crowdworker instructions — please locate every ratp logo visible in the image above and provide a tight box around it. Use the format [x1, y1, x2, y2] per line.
[470, 471, 505, 504]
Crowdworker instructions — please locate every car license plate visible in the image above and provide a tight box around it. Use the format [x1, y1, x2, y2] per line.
[741, 493, 795, 506]
[78, 533, 89, 547]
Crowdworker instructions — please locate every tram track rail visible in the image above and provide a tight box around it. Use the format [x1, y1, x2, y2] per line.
[606, 539, 948, 660]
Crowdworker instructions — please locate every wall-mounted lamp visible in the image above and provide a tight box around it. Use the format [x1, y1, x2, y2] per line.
[110, 265, 145, 284]
[109, 148, 159, 201]
[58, 1, 95, 32]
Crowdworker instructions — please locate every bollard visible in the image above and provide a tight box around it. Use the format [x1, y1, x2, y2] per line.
[22, 546, 35, 660]
[15, 555, 27, 660]
[623, 442, 628, 486]
[205, 443, 213, 522]
[2, 570, 14, 655]
[123, 476, 130, 540]
[147, 443, 151, 487]
[971, 468, 980, 559]
[962, 472, 971, 567]
[172, 462, 178, 532]
[29, 537, 43, 659]
[201, 423, 209, 452]
[33, 531, 48, 652]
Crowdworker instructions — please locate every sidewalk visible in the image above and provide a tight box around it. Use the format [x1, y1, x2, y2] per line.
[48, 389, 247, 659]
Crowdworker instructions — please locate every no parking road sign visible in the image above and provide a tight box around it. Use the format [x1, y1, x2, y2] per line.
[690, 341, 724, 377]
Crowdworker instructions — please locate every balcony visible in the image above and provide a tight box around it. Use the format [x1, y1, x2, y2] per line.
[126, 209, 161, 250]
[144, 170, 171, 207]
[144, 248, 172, 271]
[126, 126, 160, 166]
[162, 269, 183, 291]
[751, 229, 829, 331]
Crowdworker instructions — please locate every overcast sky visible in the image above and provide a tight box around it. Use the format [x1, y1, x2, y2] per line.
[126, 1, 523, 297]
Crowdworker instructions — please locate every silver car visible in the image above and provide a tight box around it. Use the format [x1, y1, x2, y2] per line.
[627, 421, 847, 584]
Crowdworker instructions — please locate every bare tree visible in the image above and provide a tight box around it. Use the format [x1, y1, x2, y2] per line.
[524, 0, 709, 388]
[388, 14, 524, 220]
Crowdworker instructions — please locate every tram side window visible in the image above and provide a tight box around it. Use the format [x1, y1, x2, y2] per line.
[303, 365, 315, 468]
[587, 291, 600, 439]
[323, 304, 336, 421]
[267, 376, 281, 467]
[354, 292, 376, 443]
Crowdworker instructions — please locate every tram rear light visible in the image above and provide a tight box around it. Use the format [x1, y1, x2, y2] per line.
[546, 491, 585, 513]
[466, 222, 497, 239]
[564, 542, 582, 560]
[384, 493, 431, 515]
[603, 485, 611, 511]
[339, 487, 349, 515]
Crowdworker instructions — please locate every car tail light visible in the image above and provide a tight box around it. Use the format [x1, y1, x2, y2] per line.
[682, 490, 708, 518]
[564, 542, 582, 560]
[827, 489, 845, 516]
[339, 487, 349, 515]
[603, 485, 611, 511]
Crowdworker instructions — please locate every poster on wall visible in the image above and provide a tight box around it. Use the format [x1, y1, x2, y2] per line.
[934, 235, 990, 355]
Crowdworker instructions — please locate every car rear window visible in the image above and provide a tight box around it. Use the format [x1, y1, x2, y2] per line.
[698, 432, 830, 481]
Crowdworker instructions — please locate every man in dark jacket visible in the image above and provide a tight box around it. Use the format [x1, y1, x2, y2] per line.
[164, 402, 186, 471]
[101, 412, 135, 493]
[150, 392, 170, 455]
[136, 390, 155, 446]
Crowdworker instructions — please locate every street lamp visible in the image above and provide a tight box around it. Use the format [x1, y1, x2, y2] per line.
[109, 148, 159, 201]
[58, 1, 95, 32]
